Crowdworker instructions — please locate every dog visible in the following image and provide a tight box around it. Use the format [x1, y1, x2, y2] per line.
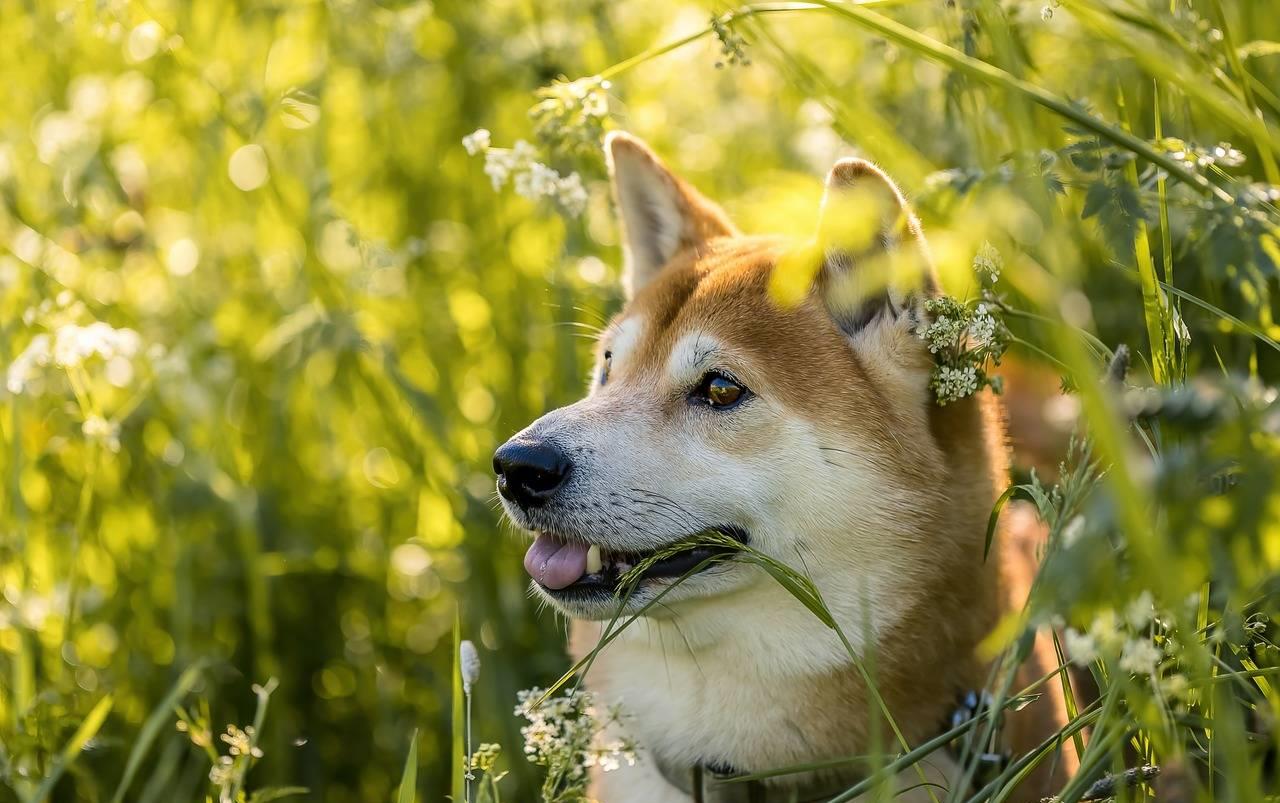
[494, 132, 1077, 802]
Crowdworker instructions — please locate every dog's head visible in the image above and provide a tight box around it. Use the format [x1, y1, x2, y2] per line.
[496, 133, 956, 624]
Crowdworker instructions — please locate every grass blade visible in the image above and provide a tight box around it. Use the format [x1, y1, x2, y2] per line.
[1109, 260, 1280, 356]
[450, 610, 464, 802]
[397, 729, 419, 803]
[1118, 83, 1171, 385]
[29, 694, 114, 803]
[109, 663, 205, 803]
[808, 0, 1233, 203]
[984, 485, 1018, 562]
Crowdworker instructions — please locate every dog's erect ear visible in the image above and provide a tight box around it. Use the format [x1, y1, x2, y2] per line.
[606, 132, 737, 298]
[814, 158, 935, 335]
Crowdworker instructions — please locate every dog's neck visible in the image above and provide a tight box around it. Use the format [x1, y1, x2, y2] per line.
[574, 577, 995, 778]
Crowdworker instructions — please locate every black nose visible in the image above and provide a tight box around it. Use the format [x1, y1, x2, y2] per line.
[493, 439, 571, 509]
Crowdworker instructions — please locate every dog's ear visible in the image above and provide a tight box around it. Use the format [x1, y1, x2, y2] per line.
[813, 158, 935, 335]
[606, 132, 737, 298]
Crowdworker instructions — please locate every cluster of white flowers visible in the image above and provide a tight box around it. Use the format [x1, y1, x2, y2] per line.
[465, 133, 590, 217]
[461, 128, 490, 156]
[919, 298, 967, 355]
[7, 320, 143, 394]
[933, 364, 980, 402]
[1119, 639, 1163, 675]
[6, 303, 151, 454]
[968, 303, 998, 347]
[514, 686, 636, 789]
[6, 335, 54, 394]
[918, 244, 1011, 405]
[55, 321, 142, 368]
[1064, 591, 1169, 678]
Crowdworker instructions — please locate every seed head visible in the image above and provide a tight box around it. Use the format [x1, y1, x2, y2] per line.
[460, 640, 481, 693]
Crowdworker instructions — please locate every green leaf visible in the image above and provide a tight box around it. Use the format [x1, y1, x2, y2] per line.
[1080, 180, 1111, 220]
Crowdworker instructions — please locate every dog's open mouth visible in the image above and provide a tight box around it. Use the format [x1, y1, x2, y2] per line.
[523, 528, 747, 596]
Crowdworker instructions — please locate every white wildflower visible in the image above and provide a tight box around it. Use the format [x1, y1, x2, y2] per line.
[595, 752, 620, 772]
[520, 719, 560, 759]
[1160, 673, 1190, 700]
[471, 137, 589, 217]
[514, 162, 560, 201]
[511, 139, 537, 163]
[52, 321, 141, 367]
[208, 756, 236, 787]
[920, 315, 964, 353]
[934, 364, 979, 404]
[1063, 627, 1098, 665]
[1087, 609, 1125, 652]
[6, 333, 52, 393]
[461, 128, 490, 155]
[1119, 638, 1161, 676]
[1124, 590, 1155, 629]
[973, 241, 1002, 283]
[483, 149, 515, 190]
[968, 303, 997, 347]
[557, 172, 589, 217]
[81, 415, 121, 452]
[591, 739, 637, 772]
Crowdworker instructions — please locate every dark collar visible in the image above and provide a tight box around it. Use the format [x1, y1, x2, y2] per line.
[654, 758, 857, 803]
[650, 689, 1009, 803]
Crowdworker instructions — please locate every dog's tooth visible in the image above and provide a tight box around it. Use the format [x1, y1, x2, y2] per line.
[586, 544, 603, 574]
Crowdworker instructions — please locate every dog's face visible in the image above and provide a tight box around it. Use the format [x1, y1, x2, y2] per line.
[496, 133, 947, 624]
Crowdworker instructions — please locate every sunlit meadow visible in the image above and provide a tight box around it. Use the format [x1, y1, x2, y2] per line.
[1, 1, 1278, 801]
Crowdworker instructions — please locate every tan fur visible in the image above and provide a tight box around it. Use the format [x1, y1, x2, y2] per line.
[500, 134, 1078, 801]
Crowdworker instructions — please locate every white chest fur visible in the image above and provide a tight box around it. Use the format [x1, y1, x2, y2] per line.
[576, 581, 890, 783]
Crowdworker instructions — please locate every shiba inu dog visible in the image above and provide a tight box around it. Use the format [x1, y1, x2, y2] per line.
[494, 132, 1077, 802]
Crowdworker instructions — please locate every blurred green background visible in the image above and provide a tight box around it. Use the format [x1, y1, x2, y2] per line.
[1, 0, 1278, 800]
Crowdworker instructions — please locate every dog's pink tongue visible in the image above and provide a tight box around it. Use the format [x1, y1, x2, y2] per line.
[524, 534, 589, 590]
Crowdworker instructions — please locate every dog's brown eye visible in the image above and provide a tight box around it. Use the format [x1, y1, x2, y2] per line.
[694, 372, 747, 409]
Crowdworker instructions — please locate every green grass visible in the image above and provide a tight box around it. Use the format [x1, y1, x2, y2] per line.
[1, 0, 1279, 801]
